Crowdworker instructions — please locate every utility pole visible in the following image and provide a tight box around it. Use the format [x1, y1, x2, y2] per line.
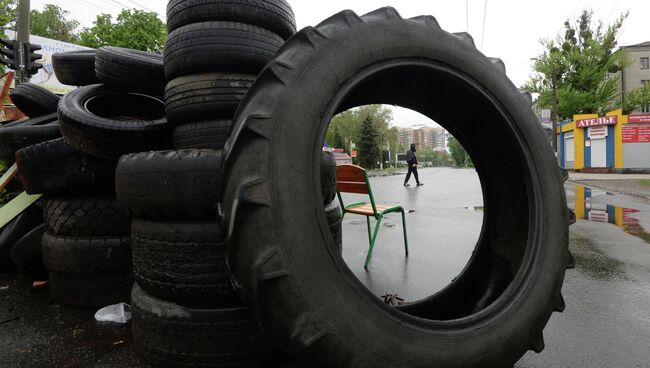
[15, 0, 30, 84]
[551, 66, 558, 152]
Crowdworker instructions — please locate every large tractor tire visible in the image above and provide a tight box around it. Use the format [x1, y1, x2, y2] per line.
[222, 8, 572, 368]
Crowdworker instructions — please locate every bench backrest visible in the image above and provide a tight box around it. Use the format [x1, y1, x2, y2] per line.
[336, 164, 369, 194]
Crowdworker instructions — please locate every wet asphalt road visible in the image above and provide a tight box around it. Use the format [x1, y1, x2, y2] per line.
[1, 167, 649, 367]
[340, 168, 650, 368]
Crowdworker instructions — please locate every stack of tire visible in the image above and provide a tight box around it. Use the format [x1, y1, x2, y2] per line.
[116, 1, 300, 366]
[0, 83, 62, 278]
[13, 47, 171, 308]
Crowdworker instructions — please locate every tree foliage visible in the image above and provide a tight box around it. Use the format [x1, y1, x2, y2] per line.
[357, 115, 380, 169]
[325, 105, 393, 154]
[449, 137, 473, 168]
[79, 10, 165, 52]
[30, 4, 79, 43]
[623, 83, 650, 114]
[0, 0, 17, 33]
[524, 10, 631, 119]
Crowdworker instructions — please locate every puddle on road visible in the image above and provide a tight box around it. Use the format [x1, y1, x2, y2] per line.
[574, 185, 650, 244]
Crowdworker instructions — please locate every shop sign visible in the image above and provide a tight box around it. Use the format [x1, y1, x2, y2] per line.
[576, 116, 618, 128]
[622, 123, 650, 143]
[588, 126, 608, 139]
[629, 114, 650, 124]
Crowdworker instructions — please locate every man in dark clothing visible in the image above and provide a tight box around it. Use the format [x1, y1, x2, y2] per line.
[404, 144, 423, 187]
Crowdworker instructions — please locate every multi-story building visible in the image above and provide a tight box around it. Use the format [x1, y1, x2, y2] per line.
[618, 41, 650, 113]
[397, 126, 447, 151]
[397, 127, 414, 147]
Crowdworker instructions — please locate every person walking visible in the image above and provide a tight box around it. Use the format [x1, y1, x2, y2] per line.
[404, 144, 423, 187]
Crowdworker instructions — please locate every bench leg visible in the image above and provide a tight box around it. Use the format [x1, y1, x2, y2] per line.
[366, 216, 372, 245]
[401, 211, 409, 257]
[364, 216, 383, 269]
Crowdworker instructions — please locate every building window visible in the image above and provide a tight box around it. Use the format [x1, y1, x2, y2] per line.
[643, 104, 650, 113]
[642, 57, 650, 69]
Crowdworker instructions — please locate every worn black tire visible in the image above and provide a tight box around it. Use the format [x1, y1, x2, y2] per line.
[324, 200, 342, 254]
[0, 113, 61, 160]
[165, 73, 254, 124]
[16, 138, 117, 195]
[164, 22, 284, 80]
[172, 120, 231, 150]
[222, 8, 572, 367]
[131, 218, 236, 306]
[166, 0, 296, 39]
[9, 83, 60, 118]
[10, 224, 47, 276]
[49, 271, 133, 308]
[116, 150, 222, 219]
[52, 50, 100, 86]
[96, 47, 165, 94]
[42, 232, 131, 275]
[44, 197, 129, 237]
[0, 202, 43, 271]
[321, 151, 337, 204]
[58, 84, 171, 159]
[131, 284, 280, 367]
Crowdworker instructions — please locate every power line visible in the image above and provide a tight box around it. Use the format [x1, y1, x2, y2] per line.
[466, 0, 469, 32]
[481, 0, 488, 49]
[123, 0, 165, 18]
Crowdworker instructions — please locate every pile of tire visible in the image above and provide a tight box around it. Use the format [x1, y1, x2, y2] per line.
[113, 1, 301, 366]
[12, 47, 172, 308]
[0, 83, 62, 278]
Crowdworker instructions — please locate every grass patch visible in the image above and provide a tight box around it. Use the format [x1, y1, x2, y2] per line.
[570, 231, 626, 281]
[640, 179, 650, 188]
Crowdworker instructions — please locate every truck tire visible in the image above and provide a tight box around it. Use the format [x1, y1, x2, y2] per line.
[0, 123, 61, 160]
[42, 232, 131, 275]
[164, 21, 283, 80]
[96, 47, 165, 94]
[0, 202, 43, 271]
[166, 0, 296, 39]
[10, 224, 47, 277]
[131, 284, 280, 367]
[131, 218, 236, 306]
[44, 197, 130, 237]
[16, 138, 117, 195]
[116, 150, 222, 219]
[164, 73, 254, 124]
[52, 50, 99, 86]
[9, 83, 60, 118]
[58, 85, 171, 159]
[49, 271, 133, 308]
[172, 120, 231, 150]
[321, 151, 337, 204]
[222, 8, 572, 367]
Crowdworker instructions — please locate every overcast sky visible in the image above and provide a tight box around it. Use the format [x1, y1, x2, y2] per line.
[29, 0, 650, 127]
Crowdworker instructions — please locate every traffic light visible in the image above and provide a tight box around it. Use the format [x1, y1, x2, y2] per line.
[0, 38, 19, 70]
[25, 42, 42, 76]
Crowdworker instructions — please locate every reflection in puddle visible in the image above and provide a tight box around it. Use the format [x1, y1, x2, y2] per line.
[574, 185, 650, 243]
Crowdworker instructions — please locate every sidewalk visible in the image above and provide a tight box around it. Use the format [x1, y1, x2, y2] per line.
[569, 172, 650, 180]
[568, 172, 650, 200]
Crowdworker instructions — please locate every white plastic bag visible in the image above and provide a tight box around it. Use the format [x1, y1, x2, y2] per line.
[94, 303, 132, 324]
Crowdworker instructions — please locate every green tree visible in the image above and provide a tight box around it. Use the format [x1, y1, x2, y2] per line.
[79, 9, 165, 52]
[326, 105, 393, 155]
[332, 127, 345, 150]
[357, 115, 380, 169]
[449, 137, 473, 167]
[524, 10, 630, 119]
[30, 4, 79, 43]
[622, 83, 650, 114]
